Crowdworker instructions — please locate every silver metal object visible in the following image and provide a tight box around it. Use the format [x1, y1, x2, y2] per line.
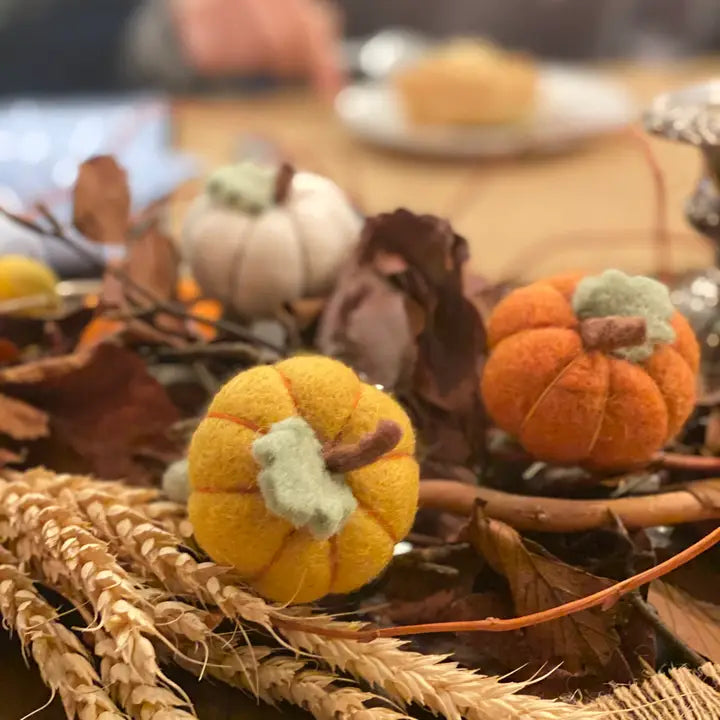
[645, 81, 720, 392]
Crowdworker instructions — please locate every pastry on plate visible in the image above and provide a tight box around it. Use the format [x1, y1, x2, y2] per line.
[393, 39, 538, 126]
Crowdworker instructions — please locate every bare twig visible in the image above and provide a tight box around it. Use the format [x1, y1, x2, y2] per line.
[654, 452, 720, 473]
[273, 524, 720, 640]
[0, 206, 285, 354]
[629, 591, 706, 669]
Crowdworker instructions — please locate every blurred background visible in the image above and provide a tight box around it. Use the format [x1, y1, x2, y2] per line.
[0, 0, 720, 278]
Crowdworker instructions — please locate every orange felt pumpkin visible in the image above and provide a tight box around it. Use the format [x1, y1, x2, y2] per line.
[481, 270, 700, 469]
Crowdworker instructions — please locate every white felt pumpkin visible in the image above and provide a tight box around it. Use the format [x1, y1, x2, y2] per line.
[181, 161, 362, 318]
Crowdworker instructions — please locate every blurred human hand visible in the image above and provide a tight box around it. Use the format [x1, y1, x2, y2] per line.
[171, 0, 344, 99]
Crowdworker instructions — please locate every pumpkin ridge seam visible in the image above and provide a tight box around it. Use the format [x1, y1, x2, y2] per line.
[247, 528, 299, 583]
[330, 384, 364, 445]
[520, 352, 583, 433]
[356, 498, 398, 544]
[544, 281, 577, 309]
[227, 220, 255, 306]
[206, 411, 264, 434]
[286, 203, 313, 295]
[642, 359, 674, 443]
[273, 366, 301, 418]
[585, 354, 611, 460]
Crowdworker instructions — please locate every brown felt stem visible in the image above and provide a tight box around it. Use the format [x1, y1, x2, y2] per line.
[323, 420, 402, 474]
[579, 315, 647, 352]
[417, 479, 720, 532]
[274, 163, 295, 204]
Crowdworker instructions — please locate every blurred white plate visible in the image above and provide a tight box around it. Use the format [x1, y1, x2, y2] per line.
[335, 64, 638, 158]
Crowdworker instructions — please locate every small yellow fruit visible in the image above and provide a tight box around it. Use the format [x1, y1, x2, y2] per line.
[0, 255, 59, 316]
[187, 355, 419, 604]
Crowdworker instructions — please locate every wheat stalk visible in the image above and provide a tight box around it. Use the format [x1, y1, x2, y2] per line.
[44, 481, 273, 630]
[5, 470, 596, 720]
[278, 618, 597, 720]
[0, 547, 124, 720]
[0, 477, 189, 714]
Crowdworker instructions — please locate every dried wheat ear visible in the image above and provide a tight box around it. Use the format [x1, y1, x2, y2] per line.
[2, 469, 717, 720]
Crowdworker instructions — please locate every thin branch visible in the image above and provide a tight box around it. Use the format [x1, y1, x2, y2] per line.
[156, 341, 280, 364]
[417, 479, 720, 532]
[273, 525, 720, 640]
[629, 591, 706, 669]
[654, 452, 720, 473]
[0, 206, 284, 355]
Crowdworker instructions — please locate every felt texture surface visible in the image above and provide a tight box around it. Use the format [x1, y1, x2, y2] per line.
[481, 273, 700, 469]
[188, 420, 259, 492]
[587, 358, 668, 468]
[253, 529, 332, 604]
[188, 492, 292, 576]
[206, 161, 277, 214]
[482, 327, 582, 436]
[337, 383, 416, 455]
[572, 270, 675, 362]
[544, 272, 586, 299]
[162, 458, 190, 503]
[643, 345, 696, 441]
[331, 508, 395, 594]
[345, 454, 419, 540]
[252, 416, 357, 540]
[671, 313, 701, 375]
[519, 351, 609, 464]
[188, 355, 418, 604]
[182, 170, 361, 319]
[274, 356, 361, 442]
[209, 364, 296, 429]
[487, 282, 576, 349]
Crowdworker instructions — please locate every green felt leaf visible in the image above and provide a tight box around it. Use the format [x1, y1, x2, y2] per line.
[572, 269, 676, 362]
[252, 416, 357, 539]
[206, 161, 277, 214]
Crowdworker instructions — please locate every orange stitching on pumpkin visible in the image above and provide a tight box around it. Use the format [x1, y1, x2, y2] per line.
[248, 528, 299, 582]
[356, 499, 398, 544]
[642, 352, 675, 443]
[193, 485, 260, 494]
[380, 451, 413, 462]
[585, 353, 611, 459]
[520, 352, 583, 433]
[273, 366, 301, 415]
[331, 384, 364, 445]
[206, 411, 264, 434]
[327, 535, 340, 594]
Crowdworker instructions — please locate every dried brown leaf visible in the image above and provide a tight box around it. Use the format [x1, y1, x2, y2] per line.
[1, 343, 181, 484]
[0, 393, 49, 440]
[124, 223, 180, 304]
[467, 506, 624, 673]
[72, 155, 130, 243]
[318, 209, 486, 472]
[649, 581, 720, 664]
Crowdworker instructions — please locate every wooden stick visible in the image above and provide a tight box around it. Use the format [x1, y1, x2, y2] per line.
[417, 479, 720, 532]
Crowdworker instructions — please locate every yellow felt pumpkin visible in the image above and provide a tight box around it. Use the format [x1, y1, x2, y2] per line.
[187, 356, 419, 603]
[481, 270, 700, 470]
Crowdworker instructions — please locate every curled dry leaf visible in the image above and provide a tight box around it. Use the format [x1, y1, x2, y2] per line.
[318, 209, 486, 473]
[649, 580, 720, 664]
[466, 505, 652, 678]
[0, 393, 49, 441]
[0, 343, 181, 484]
[72, 155, 130, 244]
[124, 222, 180, 306]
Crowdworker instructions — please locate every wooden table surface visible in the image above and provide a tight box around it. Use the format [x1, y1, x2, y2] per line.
[173, 58, 720, 283]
